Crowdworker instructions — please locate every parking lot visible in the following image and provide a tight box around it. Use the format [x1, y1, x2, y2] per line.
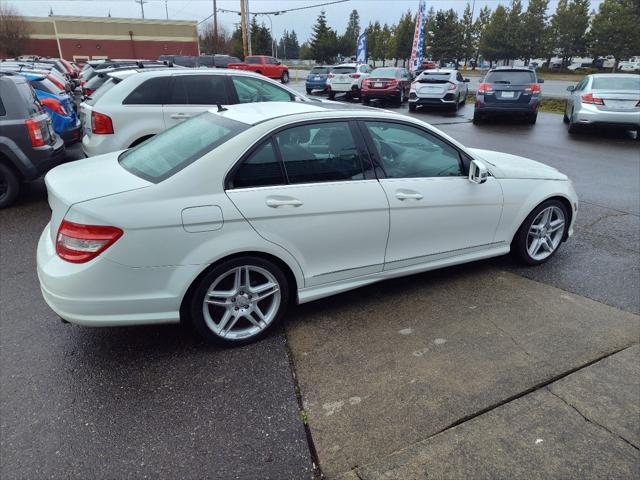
[1, 84, 639, 480]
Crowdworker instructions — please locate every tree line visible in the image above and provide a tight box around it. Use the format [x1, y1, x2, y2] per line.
[201, 0, 639, 71]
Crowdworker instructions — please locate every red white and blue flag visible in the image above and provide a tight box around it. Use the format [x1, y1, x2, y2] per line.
[409, 0, 427, 72]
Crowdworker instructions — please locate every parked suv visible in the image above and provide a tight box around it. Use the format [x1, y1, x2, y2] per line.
[80, 69, 315, 157]
[0, 73, 64, 207]
[408, 69, 469, 111]
[326, 63, 371, 100]
[474, 67, 544, 124]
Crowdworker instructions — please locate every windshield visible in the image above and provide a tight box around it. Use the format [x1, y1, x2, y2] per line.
[485, 70, 536, 84]
[592, 76, 640, 91]
[371, 68, 398, 78]
[310, 67, 330, 74]
[119, 112, 249, 183]
[332, 66, 356, 74]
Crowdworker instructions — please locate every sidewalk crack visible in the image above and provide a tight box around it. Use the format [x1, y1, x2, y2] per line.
[487, 319, 534, 360]
[546, 387, 639, 451]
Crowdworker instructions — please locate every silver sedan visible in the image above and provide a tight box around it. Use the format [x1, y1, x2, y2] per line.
[564, 74, 640, 134]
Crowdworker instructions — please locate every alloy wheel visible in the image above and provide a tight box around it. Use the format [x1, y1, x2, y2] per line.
[202, 265, 281, 340]
[526, 206, 565, 261]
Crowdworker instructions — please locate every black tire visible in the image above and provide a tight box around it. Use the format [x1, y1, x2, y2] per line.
[188, 256, 290, 347]
[452, 98, 459, 112]
[563, 112, 570, 124]
[363, 97, 370, 105]
[409, 103, 417, 112]
[512, 199, 569, 266]
[473, 112, 482, 124]
[328, 91, 335, 100]
[527, 113, 538, 125]
[306, 88, 312, 94]
[396, 89, 405, 105]
[568, 118, 580, 134]
[281, 71, 290, 84]
[0, 162, 20, 209]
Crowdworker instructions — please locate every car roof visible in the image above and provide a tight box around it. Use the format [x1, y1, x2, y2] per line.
[209, 101, 386, 126]
[334, 63, 362, 67]
[491, 66, 534, 71]
[421, 69, 455, 74]
[589, 73, 640, 78]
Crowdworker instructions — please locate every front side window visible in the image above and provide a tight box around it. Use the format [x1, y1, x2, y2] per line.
[246, 57, 261, 64]
[364, 121, 463, 178]
[123, 77, 169, 105]
[275, 122, 365, 184]
[231, 76, 293, 103]
[167, 75, 230, 105]
[119, 112, 248, 183]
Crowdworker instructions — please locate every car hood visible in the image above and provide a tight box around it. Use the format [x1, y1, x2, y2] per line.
[468, 148, 568, 180]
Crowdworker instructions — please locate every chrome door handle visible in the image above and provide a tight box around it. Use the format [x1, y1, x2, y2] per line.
[170, 113, 192, 119]
[266, 197, 303, 208]
[396, 191, 423, 200]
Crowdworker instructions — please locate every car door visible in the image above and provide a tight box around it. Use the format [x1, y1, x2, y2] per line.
[225, 120, 390, 287]
[360, 120, 503, 269]
[567, 77, 589, 118]
[456, 71, 468, 98]
[229, 76, 294, 104]
[163, 74, 234, 129]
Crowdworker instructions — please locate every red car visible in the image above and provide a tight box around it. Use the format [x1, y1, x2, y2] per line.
[362, 67, 413, 105]
[227, 55, 290, 83]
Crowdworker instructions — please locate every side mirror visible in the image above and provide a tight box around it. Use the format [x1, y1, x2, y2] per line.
[276, 60, 282, 65]
[566, 85, 575, 92]
[538, 78, 545, 83]
[469, 159, 488, 184]
[463, 78, 470, 82]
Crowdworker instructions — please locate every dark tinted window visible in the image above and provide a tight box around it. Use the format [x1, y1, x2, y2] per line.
[485, 70, 536, 84]
[123, 77, 169, 105]
[364, 121, 463, 178]
[592, 76, 640, 90]
[0, 96, 5, 116]
[17, 82, 42, 116]
[231, 140, 286, 188]
[231, 76, 293, 103]
[198, 56, 215, 67]
[86, 78, 116, 105]
[417, 72, 451, 83]
[119, 113, 248, 183]
[246, 57, 261, 64]
[310, 67, 330, 74]
[173, 56, 197, 67]
[167, 75, 230, 105]
[332, 66, 356, 74]
[275, 122, 364, 184]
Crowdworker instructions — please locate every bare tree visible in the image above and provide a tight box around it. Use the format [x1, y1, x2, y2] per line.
[199, 22, 230, 54]
[0, 4, 30, 58]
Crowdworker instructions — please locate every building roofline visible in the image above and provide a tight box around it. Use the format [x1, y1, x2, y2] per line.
[25, 15, 197, 26]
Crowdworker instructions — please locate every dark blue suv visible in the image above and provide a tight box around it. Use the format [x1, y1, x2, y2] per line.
[305, 66, 333, 94]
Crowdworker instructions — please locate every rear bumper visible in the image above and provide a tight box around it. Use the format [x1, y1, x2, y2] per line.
[573, 105, 640, 129]
[306, 81, 327, 90]
[27, 136, 65, 180]
[329, 83, 359, 93]
[409, 93, 457, 105]
[60, 119, 82, 145]
[363, 89, 401, 99]
[475, 103, 538, 114]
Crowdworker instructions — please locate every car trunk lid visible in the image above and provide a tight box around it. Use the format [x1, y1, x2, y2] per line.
[591, 89, 640, 112]
[45, 153, 151, 243]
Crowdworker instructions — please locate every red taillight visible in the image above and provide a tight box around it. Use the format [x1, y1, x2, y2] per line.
[387, 79, 398, 87]
[581, 93, 604, 105]
[83, 87, 94, 97]
[48, 75, 65, 91]
[25, 119, 45, 147]
[40, 97, 66, 115]
[448, 82, 457, 90]
[362, 79, 370, 86]
[478, 83, 493, 94]
[91, 111, 114, 134]
[56, 220, 123, 263]
[350, 73, 361, 78]
[525, 84, 541, 93]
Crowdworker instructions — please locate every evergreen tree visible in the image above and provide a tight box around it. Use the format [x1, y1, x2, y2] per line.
[309, 11, 339, 62]
[228, 26, 244, 58]
[249, 17, 272, 55]
[520, 0, 550, 64]
[504, 0, 524, 64]
[550, 0, 590, 66]
[278, 30, 300, 59]
[430, 9, 463, 66]
[394, 10, 415, 67]
[473, 6, 492, 69]
[589, 0, 640, 70]
[343, 9, 361, 53]
[460, 3, 477, 66]
[366, 21, 383, 64]
[379, 23, 393, 66]
[479, 5, 509, 66]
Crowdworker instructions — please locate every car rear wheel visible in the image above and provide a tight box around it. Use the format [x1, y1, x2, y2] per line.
[397, 89, 405, 105]
[328, 91, 335, 100]
[281, 71, 290, 84]
[306, 88, 312, 94]
[409, 103, 416, 112]
[473, 112, 482, 124]
[363, 97, 370, 105]
[568, 118, 580, 134]
[527, 113, 538, 124]
[189, 256, 289, 346]
[0, 162, 20, 209]
[512, 200, 568, 265]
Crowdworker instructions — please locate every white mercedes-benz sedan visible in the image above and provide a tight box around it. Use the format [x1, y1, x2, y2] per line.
[37, 102, 578, 346]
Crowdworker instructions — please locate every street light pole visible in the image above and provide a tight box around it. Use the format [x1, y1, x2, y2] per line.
[213, 0, 218, 52]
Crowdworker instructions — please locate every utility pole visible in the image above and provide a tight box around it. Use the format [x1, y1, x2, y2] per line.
[134, 0, 147, 20]
[165, 0, 169, 20]
[246, 0, 252, 56]
[240, 0, 248, 58]
[213, 0, 218, 51]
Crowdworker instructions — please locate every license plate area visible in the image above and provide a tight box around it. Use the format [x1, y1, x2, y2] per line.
[500, 91, 515, 99]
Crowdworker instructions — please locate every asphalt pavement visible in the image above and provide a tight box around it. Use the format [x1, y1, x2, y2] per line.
[1, 89, 638, 479]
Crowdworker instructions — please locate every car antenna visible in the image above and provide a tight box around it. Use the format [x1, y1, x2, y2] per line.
[216, 103, 228, 112]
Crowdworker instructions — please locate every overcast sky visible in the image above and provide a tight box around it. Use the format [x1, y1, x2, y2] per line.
[8, 0, 603, 43]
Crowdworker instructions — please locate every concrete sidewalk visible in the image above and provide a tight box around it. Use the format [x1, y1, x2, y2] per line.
[286, 265, 639, 478]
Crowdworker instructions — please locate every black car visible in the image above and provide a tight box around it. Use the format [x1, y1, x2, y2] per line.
[0, 73, 65, 208]
[473, 67, 544, 124]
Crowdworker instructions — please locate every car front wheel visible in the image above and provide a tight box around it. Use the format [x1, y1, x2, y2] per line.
[281, 71, 290, 84]
[189, 257, 289, 346]
[512, 199, 568, 265]
[0, 162, 20, 209]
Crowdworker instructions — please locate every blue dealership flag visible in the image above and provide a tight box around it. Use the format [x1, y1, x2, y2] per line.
[356, 32, 367, 63]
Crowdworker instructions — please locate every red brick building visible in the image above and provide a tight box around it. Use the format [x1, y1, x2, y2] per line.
[25, 15, 199, 62]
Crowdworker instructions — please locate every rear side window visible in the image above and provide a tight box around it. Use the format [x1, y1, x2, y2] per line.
[246, 57, 261, 64]
[231, 76, 293, 103]
[166, 75, 230, 105]
[332, 66, 356, 74]
[485, 70, 536, 84]
[310, 67, 330, 74]
[0, 97, 5, 116]
[123, 77, 169, 105]
[86, 79, 116, 105]
[119, 112, 248, 183]
[17, 83, 42, 116]
[592, 76, 640, 91]
[231, 140, 286, 188]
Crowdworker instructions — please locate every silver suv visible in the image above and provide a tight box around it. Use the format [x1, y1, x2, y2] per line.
[409, 69, 470, 112]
